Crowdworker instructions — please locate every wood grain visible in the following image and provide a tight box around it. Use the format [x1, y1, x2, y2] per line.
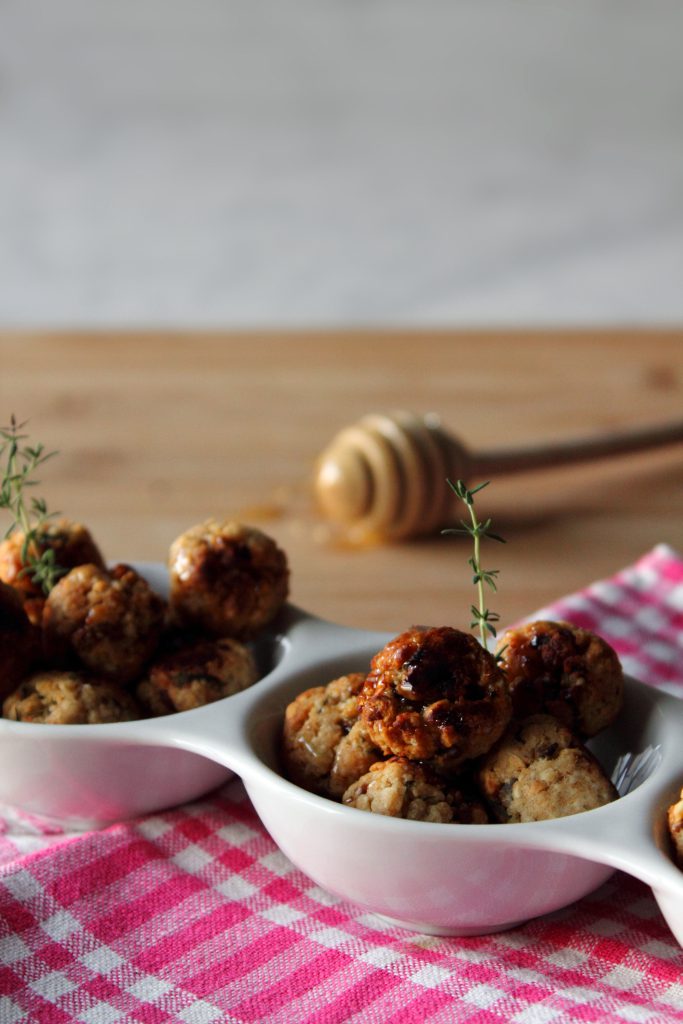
[1, 331, 682, 638]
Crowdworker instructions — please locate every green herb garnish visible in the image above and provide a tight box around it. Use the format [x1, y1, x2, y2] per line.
[0, 415, 64, 594]
[442, 479, 506, 649]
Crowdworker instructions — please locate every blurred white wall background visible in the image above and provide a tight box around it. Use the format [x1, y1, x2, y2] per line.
[0, 0, 681, 326]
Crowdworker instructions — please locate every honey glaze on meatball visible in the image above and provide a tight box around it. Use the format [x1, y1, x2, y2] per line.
[496, 620, 623, 738]
[3, 669, 142, 724]
[343, 757, 489, 823]
[0, 581, 40, 700]
[282, 672, 383, 799]
[137, 637, 258, 715]
[43, 563, 166, 684]
[169, 520, 289, 639]
[359, 627, 512, 772]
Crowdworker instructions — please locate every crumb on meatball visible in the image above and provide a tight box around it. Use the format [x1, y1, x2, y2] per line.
[3, 669, 142, 724]
[359, 626, 512, 773]
[0, 581, 40, 700]
[136, 636, 258, 715]
[0, 519, 105, 598]
[478, 714, 617, 823]
[495, 620, 623, 738]
[343, 757, 489, 823]
[282, 672, 383, 798]
[42, 563, 166, 684]
[667, 789, 683, 868]
[169, 520, 289, 639]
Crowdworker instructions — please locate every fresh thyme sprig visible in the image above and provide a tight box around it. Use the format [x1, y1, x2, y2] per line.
[0, 415, 64, 594]
[442, 478, 506, 649]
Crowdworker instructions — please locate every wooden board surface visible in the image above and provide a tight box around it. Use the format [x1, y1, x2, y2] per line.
[1, 331, 682, 639]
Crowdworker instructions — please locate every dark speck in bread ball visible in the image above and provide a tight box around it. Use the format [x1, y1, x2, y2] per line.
[3, 669, 142, 724]
[282, 672, 383, 799]
[136, 636, 258, 715]
[343, 757, 489, 823]
[478, 714, 617, 822]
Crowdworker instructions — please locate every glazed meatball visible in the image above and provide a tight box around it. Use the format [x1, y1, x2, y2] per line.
[0, 519, 105, 598]
[137, 637, 258, 715]
[0, 581, 39, 700]
[343, 757, 489, 823]
[359, 627, 512, 773]
[667, 789, 683, 867]
[43, 563, 165, 684]
[478, 714, 617, 823]
[169, 520, 289, 639]
[496, 620, 623, 738]
[282, 672, 383, 799]
[3, 669, 142, 724]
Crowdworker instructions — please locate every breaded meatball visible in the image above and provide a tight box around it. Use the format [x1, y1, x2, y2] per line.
[282, 672, 383, 799]
[0, 581, 39, 700]
[169, 520, 289, 638]
[0, 519, 105, 598]
[3, 669, 142, 724]
[359, 627, 512, 773]
[478, 714, 617, 823]
[343, 757, 489, 823]
[496, 620, 623, 738]
[667, 789, 683, 867]
[136, 637, 258, 715]
[43, 563, 165, 684]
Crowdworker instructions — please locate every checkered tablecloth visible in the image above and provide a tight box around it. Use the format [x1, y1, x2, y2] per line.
[2, 545, 683, 1024]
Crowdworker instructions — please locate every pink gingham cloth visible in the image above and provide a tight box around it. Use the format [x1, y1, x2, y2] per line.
[2, 545, 683, 1024]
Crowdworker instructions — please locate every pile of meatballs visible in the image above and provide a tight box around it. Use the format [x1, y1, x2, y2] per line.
[0, 518, 288, 723]
[282, 620, 625, 825]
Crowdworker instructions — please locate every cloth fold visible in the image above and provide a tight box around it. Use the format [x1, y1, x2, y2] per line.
[2, 546, 683, 1023]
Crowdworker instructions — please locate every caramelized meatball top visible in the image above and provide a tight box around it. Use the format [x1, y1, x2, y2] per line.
[496, 619, 623, 737]
[359, 626, 512, 770]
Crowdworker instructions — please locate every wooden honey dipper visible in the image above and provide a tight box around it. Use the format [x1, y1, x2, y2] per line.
[314, 411, 683, 541]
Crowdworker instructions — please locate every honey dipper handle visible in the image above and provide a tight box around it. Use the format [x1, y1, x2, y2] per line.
[469, 420, 683, 478]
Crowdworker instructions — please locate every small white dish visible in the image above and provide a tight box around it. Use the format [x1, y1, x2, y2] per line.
[1, 564, 682, 942]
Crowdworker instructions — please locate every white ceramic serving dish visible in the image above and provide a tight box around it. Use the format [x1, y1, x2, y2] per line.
[1, 564, 682, 942]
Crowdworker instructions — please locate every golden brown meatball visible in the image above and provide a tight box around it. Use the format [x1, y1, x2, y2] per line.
[667, 789, 683, 867]
[43, 563, 166, 684]
[496, 620, 623, 738]
[359, 627, 512, 773]
[136, 637, 258, 715]
[282, 672, 383, 799]
[0, 519, 105, 598]
[0, 581, 39, 700]
[169, 520, 289, 638]
[3, 669, 142, 724]
[343, 757, 489, 823]
[478, 714, 617, 823]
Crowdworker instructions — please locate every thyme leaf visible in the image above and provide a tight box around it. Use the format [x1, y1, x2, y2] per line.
[442, 477, 505, 649]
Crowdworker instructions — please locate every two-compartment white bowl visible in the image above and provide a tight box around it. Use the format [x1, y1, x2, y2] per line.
[1, 565, 683, 943]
